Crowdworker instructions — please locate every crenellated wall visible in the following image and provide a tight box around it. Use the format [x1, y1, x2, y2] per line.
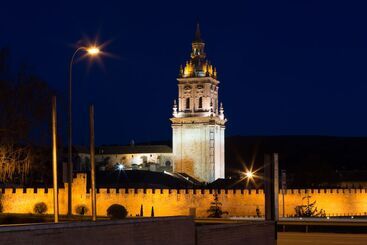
[1, 173, 367, 217]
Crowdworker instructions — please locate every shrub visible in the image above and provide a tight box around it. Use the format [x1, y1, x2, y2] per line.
[34, 202, 47, 214]
[75, 205, 89, 215]
[107, 204, 128, 219]
[207, 193, 228, 218]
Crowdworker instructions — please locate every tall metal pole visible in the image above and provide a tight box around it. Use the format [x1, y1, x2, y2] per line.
[90, 104, 97, 221]
[281, 170, 286, 218]
[52, 96, 59, 223]
[68, 47, 85, 217]
[264, 153, 279, 240]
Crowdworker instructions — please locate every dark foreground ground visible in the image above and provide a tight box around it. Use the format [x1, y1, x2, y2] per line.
[278, 232, 367, 245]
[0, 217, 275, 245]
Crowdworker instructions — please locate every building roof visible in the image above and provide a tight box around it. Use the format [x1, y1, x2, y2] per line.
[90, 170, 195, 189]
[207, 178, 262, 189]
[96, 145, 172, 155]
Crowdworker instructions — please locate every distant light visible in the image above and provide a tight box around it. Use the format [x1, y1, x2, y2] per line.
[87, 46, 100, 55]
[116, 164, 124, 171]
[244, 171, 254, 179]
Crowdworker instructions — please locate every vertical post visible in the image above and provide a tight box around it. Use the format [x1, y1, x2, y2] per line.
[281, 170, 286, 218]
[264, 153, 279, 239]
[68, 50, 75, 217]
[274, 154, 279, 220]
[90, 105, 96, 221]
[68, 73, 72, 217]
[52, 96, 59, 223]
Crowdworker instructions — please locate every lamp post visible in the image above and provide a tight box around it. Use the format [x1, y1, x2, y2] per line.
[68, 46, 100, 216]
[244, 170, 254, 180]
[89, 104, 96, 221]
[52, 96, 59, 223]
[264, 153, 279, 240]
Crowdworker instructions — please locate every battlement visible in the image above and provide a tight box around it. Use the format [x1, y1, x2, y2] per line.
[3, 186, 367, 195]
[1, 173, 366, 217]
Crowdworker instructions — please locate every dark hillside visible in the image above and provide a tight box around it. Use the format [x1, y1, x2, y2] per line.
[226, 136, 367, 187]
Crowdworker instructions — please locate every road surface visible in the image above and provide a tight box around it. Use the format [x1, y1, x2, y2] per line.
[278, 232, 367, 245]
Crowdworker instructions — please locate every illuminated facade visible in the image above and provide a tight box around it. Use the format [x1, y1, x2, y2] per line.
[75, 145, 173, 172]
[171, 24, 227, 182]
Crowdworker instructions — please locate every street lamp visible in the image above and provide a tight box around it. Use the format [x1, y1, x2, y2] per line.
[68, 45, 101, 217]
[116, 164, 124, 171]
[240, 168, 259, 189]
[244, 170, 254, 179]
[86, 46, 100, 55]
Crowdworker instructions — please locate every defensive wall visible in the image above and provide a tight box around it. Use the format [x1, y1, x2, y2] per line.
[1, 173, 367, 217]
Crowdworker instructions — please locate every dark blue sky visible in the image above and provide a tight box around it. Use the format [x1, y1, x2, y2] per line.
[2, 1, 367, 145]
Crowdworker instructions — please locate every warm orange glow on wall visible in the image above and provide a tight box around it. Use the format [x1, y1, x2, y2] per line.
[2, 174, 367, 218]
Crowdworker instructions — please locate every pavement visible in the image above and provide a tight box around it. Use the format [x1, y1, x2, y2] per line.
[278, 232, 367, 245]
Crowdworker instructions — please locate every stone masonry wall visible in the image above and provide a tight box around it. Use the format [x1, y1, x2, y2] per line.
[1, 174, 367, 217]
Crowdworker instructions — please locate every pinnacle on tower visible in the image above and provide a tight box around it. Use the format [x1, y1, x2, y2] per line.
[172, 100, 178, 117]
[219, 102, 225, 120]
[193, 22, 203, 43]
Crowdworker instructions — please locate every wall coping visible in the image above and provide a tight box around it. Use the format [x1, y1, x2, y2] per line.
[0, 216, 193, 233]
[2, 187, 366, 194]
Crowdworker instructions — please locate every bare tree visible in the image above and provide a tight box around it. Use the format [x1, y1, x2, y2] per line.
[0, 48, 53, 183]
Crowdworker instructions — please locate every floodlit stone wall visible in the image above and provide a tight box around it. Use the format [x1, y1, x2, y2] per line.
[172, 123, 225, 182]
[1, 173, 367, 217]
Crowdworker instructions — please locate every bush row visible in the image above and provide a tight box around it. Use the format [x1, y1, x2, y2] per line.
[29, 202, 128, 219]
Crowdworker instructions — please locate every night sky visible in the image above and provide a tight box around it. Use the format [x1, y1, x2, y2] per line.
[2, 1, 367, 146]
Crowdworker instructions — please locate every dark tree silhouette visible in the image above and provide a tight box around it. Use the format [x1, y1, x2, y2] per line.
[107, 204, 128, 219]
[207, 192, 228, 218]
[0, 48, 54, 184]
[295, 195, 326, 217]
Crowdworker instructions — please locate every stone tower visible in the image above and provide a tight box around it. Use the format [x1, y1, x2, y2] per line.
[171, 23, 227, 183]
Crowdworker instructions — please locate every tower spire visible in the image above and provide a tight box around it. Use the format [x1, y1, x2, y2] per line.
[193, 22, 203, 43]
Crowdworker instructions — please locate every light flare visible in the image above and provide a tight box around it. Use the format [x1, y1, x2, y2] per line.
[86, 46, 100, 55]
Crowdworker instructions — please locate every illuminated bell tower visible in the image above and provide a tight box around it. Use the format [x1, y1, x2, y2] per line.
[171, 23, 227, 183]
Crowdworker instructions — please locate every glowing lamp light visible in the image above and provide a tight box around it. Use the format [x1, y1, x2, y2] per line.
[116, 164, 124, 171]
[244, 171, 254, 179]
[87, 46, 100, 56]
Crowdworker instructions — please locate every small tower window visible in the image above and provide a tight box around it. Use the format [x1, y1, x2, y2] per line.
[186, 98, 190, 109]
[198, 97, 203, 109]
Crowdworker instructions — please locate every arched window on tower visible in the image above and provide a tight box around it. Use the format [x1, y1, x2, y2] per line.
[198, 97, 203, 109]
[186, 98, 190, 109]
